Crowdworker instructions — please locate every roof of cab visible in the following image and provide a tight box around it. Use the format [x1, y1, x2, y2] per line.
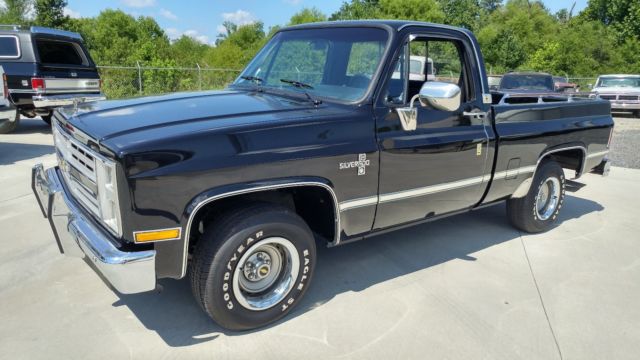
[0, 25, 82, 40]
[281, 20, 471, 34]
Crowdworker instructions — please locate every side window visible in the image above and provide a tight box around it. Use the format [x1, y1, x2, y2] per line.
[266, 39, 329, 87]
[0, 35, 20, 58]
[384, 44, 407, 104]
[383, 36, 474, 106]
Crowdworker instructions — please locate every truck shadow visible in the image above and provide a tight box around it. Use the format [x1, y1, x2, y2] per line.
[112, 195, 604, 347]
[0, 118, 53, 165]
[0, 142, 54, 165]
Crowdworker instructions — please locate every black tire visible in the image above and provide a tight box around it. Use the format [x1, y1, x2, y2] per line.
[0, 114, 19, 134]
[41, 114, 52, 125]
[189, 202, 316, 331]
[507, 160, 566, 233]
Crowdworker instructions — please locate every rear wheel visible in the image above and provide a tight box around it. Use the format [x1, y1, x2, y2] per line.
[507, 160, 566, 233]
[189, 203, 316, 331]
[0, 113, 19, 134]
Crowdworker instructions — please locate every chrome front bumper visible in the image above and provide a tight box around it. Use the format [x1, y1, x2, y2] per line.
[31, 164, 156, 294]
[610, 102, 640, 111]
[32, 93, 106, 108]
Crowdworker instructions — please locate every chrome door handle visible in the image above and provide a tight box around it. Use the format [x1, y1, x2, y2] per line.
[463, 111, 488, 120]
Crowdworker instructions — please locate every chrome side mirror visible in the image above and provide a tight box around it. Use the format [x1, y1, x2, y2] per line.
[418, 81, 461, 111]
[395, 82, 462, 131]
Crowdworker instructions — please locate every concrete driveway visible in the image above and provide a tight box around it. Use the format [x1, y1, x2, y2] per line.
[1, 118, 639, 360]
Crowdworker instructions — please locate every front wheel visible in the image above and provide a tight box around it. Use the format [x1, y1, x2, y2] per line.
[189, 203, 316, 331]
[507, 160, 566, 233]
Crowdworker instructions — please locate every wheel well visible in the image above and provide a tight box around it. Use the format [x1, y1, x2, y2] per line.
[543, 148, 585, 176]
[187, 186, 337, 255]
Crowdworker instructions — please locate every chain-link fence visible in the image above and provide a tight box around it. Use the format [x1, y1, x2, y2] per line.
[97, 65, 242, 99]
[96, 64, 602, 100]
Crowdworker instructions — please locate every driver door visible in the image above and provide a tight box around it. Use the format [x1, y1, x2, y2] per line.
[373, 31, 491, 230]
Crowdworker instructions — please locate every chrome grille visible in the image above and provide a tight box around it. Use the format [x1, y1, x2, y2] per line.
[53, 122, 100, 216]
[619, 95, 640, 101]
[599, 95, 617, 101]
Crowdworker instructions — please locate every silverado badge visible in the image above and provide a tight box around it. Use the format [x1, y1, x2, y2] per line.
[339, 153, 370, 176]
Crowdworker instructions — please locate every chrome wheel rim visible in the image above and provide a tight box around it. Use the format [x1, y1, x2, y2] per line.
[536, 177, 561, 220]
[233, 237, 300, 311]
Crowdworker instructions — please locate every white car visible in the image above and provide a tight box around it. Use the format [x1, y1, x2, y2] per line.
[591, 74, 640, 117]
[392, 55, 436, 81]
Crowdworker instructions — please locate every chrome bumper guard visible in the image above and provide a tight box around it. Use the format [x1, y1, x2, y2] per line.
[31, 164, 156, 294]
[32, 93, 106, 108]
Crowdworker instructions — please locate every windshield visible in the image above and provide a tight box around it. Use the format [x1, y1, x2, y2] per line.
[500, 74, 554, 91]
[596, 77, 640, 88]
[233, 27, 388, 102]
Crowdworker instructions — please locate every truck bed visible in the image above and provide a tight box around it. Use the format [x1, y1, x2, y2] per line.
[482, 92, 613, 203]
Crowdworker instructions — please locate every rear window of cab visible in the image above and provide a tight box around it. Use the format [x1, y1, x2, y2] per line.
[35, 38, 87, 66]
[0, 35, 20, 58]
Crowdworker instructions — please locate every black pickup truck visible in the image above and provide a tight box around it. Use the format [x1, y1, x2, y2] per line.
[32, 21, 613, 330]
[0, 25, 104, 133]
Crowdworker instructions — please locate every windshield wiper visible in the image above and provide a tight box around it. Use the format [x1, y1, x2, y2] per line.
[240, 75, 264, 83]
[280, 79, 313, 89]
[279, 79, 322, 106]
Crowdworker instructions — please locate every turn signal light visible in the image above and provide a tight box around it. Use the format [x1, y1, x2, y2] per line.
[134, 228, 181, 243]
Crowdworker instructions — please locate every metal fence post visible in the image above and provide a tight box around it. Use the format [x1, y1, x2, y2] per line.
[196, 63, 202, 91]
[136, 61, 142, 94]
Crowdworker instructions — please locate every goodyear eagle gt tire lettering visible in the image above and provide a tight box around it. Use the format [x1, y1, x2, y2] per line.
[189, 202, 316, 331]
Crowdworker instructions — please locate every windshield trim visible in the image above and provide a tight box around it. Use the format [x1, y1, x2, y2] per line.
[596, 76, 640, 88]
[229, 24, 395, 106]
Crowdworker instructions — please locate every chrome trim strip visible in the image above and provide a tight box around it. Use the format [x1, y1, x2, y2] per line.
[181, 182, 340, 278]
[133, 227, 182, 243]
[586, 150, 609, 159]
[493, 165, 537, 181]
[339, 196, 378, 212]
[379, 175, 485, 204]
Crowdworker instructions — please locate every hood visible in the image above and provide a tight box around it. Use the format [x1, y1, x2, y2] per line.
[58, 90, 334, 154]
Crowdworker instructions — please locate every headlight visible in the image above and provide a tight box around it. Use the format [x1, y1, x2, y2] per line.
[95, 157, 122, 236]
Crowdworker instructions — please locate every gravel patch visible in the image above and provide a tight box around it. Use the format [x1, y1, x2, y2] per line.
[610, 116, 640, 169]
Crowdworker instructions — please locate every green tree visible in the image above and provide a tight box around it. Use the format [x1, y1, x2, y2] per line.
[288, 7, 327, 25]
[477, 0, 559, 71]
[34, 0, 68, 28]
[329, 0, 381, 20]
[0, 0, 32, 25]
[378, 0, 444, 22]
[480, 0, 502, 13]
[438, 0, 482, 31]
[582, 0, 640, 41]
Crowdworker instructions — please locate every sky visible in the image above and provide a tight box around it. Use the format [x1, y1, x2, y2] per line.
[63, 0, 590, 46]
